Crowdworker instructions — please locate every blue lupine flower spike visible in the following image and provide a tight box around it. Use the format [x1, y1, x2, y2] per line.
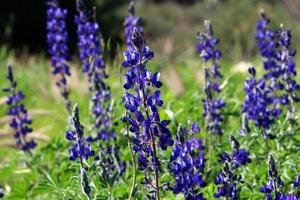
[46, 0, 72, 113]
[255, 11, 299, 130]
[122, 27, 173, 199]
[196, 20, 225, 136]
[252, 11, 283, 136]
[244, 11, 299, 139]
[75, 0, 106, 85]
[196, 20, 225, 171]
[124, 1, 143, 51]
[259, 153, 285, 199]
[214, 135, 251, 200]
[66, 104, 94, 199]
[242, 66, 278, 140]
[75, 0, 126, 180]
[168, 123, 206, 200]
[66, 104, 95, 163]
[277, 24, 299, 121]
[2, 65, 36, 152]
[260, 170, 300, 199]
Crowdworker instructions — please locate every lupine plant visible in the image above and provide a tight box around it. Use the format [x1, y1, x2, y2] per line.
[196, 20, 225, 136]
[121, 28, 174, 199]
[276, 25, 300, 121]
[214, 135, 251, 199]
[242, 66, 280, 139]
[242, 12, 279, 140]
[196, 20, 225, 169]
[3, 2, 300, 200]
[75, 0, 106, 85]
[255, 11, 299, 127]
[260, 154, 285, 199]
[124, 1, 143, 51]
[2, 65, 36, 152]
[243, 11, 300, 143]
[46, 0, 72, 113]
[75, 0, 126, 183]
[66, 104, 94, 198]
[168, 122, 206, 200]
[260, 155, 300, 199]
[242, 11, 279, 140]
[260, 172, 300, 200]
[122, 2, 144, 198]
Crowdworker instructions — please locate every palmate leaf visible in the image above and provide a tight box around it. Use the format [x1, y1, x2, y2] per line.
[33, 170, 78, 198]
[111, 181, 129, 199]
[32, 171, 57, 195]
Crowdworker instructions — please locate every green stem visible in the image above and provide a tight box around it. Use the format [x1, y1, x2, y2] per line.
[208, 129, 212, 170]
[262, 129, 270, 156]
[125, 112, 137, 200]
[128, 139, 137, 200]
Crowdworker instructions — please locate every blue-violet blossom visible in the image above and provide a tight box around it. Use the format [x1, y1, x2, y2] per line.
[46, 0, 71, 112]
[276, 25, 300, 118]
[260, 173, 300, 200]
[214, 135, 251, 199]
[66, 104, 94, 198]
[256, 11, 299, 121]
[66, 104, 95, 162]
[196, 20, 225, 135]
[75, 0, 126, 179]
[124, 1, 143, 51]
[168, 122, 206, 200]
[242, 67, 280, 139]
[2, 65, 36, 151]
[121, 28, 174, 198]
[75, 0, 106, 84]
[259, 153, 285, 200]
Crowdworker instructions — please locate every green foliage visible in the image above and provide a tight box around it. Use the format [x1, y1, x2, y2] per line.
[0, 30, 300, 199]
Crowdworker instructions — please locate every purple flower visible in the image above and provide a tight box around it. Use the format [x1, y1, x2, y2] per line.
[46, 0, 71, 112]
[0, 185, 3, 198]
[75, 0, 106, 83]
[260, 173, 300, 200]
[256, 11, 278, 62]
[121, 27, 173, 198]
[196, 20, 225, 135]
[214, 135, 251, 199]
[214, 179, 238, 200]
[66, 106, 93, 200]
[75, 0, 126, 178]
[259, 154, 287, 200]
[276, 26, 300, 116]
[124, 1, 143, 51]
[168, 123, 206, 199]
[66, 105, 95, 162]
[75, 0, 113, 141]
[255, 11, 299, 124]
[95, 144, 126, 179]
[2, 66, 36, 152]
[242, 66, 280, 139]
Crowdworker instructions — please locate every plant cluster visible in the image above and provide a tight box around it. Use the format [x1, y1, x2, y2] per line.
[1, 1, 300, 200]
